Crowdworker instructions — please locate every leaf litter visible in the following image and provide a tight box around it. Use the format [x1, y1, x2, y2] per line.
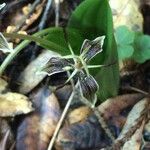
[0, 1, 150, 150]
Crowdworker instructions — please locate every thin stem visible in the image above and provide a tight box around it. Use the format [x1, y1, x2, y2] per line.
[65, 69, 78, 84]
[3, 32, 62, 52]
[0, 40, 29, 76]
[80, 57, 89, 77]
[54, 0, 60, 27]
[47, 91, 74, 150]
[38, 0, 52, 30]
[87, 65, 106, 69]
[0, 27, 61, 76]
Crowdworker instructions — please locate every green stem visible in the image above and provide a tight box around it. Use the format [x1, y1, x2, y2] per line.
[0, 27, 61, 76]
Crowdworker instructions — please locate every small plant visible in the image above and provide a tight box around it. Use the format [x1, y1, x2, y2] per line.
[115, 25, 150, 63]
[0, 0, 119, 102]
[39, 36, 105, 107]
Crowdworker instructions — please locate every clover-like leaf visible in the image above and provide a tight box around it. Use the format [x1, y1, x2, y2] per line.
[118, 45, 134, 60]
[133, 34, 150, 63]
[115, 26, 135, 45]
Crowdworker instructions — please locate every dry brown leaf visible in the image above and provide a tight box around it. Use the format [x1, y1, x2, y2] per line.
[112, 98, 148, 149]
[18, 50, 60, 94]
[0, 92, 33, 117]
[98, 93, 144, 129]
[118, 98, 148, 139]
[55, 114, 111, 150]
[110, 0, 143, 31]
[16, 86, 61, 150]
[122, 120, 145, 150]
[67, 106, 92, 124]
[55, 94, 145, 150]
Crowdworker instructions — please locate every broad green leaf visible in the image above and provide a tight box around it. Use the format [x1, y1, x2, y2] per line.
[133, 34, 150, 63]
[118, 45, 134, 60]
[68, 0, 119, 101]
[43, 27, 84, 55]
[115, 26, 135, 45]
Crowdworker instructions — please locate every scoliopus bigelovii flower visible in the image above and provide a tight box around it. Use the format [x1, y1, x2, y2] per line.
[39, 36, 105, 107]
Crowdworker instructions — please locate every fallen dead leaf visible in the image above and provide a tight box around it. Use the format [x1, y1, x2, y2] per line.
[67, 106, 92, 124]
[122, 120, 145, 150]
[18, 50, 60, 94]
[112, 98, 149, 149]
[55, 93, 146, 150]
[16, 85, 61, 150]
[98, 93, 144, 129]
[0, 92, 33, 117]
[55, 114, 112, 150]
[110, 0, 143, 31]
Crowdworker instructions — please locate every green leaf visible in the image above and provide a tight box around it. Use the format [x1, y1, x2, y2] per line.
[118, 45, 134, 60]
[43, 27, 84, 55]
[68, 0, 119, 101]
[115, 26, 135, 45]
[133, 34, 150, 63]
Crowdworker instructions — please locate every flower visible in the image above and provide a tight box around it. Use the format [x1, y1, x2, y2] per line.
[39, 36, 105, 106]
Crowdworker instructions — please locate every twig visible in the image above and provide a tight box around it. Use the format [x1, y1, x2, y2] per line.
[38, 0, 52, 30]
[47, 71, 75, 150]
[93, 107, 115, 142]
[0, 28, 60, 75]
[14, 0, 42, 32]
[126, 86, 149, 96]
[47, 89, 75, 150]
[54, 0, 60, 27]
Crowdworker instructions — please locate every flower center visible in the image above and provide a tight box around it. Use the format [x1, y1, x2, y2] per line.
[74, 57, 83, 70]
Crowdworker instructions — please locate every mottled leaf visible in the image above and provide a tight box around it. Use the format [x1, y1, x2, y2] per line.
[16, 86, 61, 150]
[81, 36, 105, 62]
[122, 121, 145, 150]
[67, 106, 92, 124]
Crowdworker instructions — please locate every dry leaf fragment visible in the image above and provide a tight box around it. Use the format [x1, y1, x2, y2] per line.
[56, 115, 112, 150]
[18, 50, 60, 94]
[110, 0, 143, 31]
[16, 86, 61, 150]
[67, 106, 92, 124]
[0, 92, 33, 117]
[98, 93, 144, 131]
[118, 98, 148, 140]
[122, 120, 145, 150]
[112, 98, 148, 149]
